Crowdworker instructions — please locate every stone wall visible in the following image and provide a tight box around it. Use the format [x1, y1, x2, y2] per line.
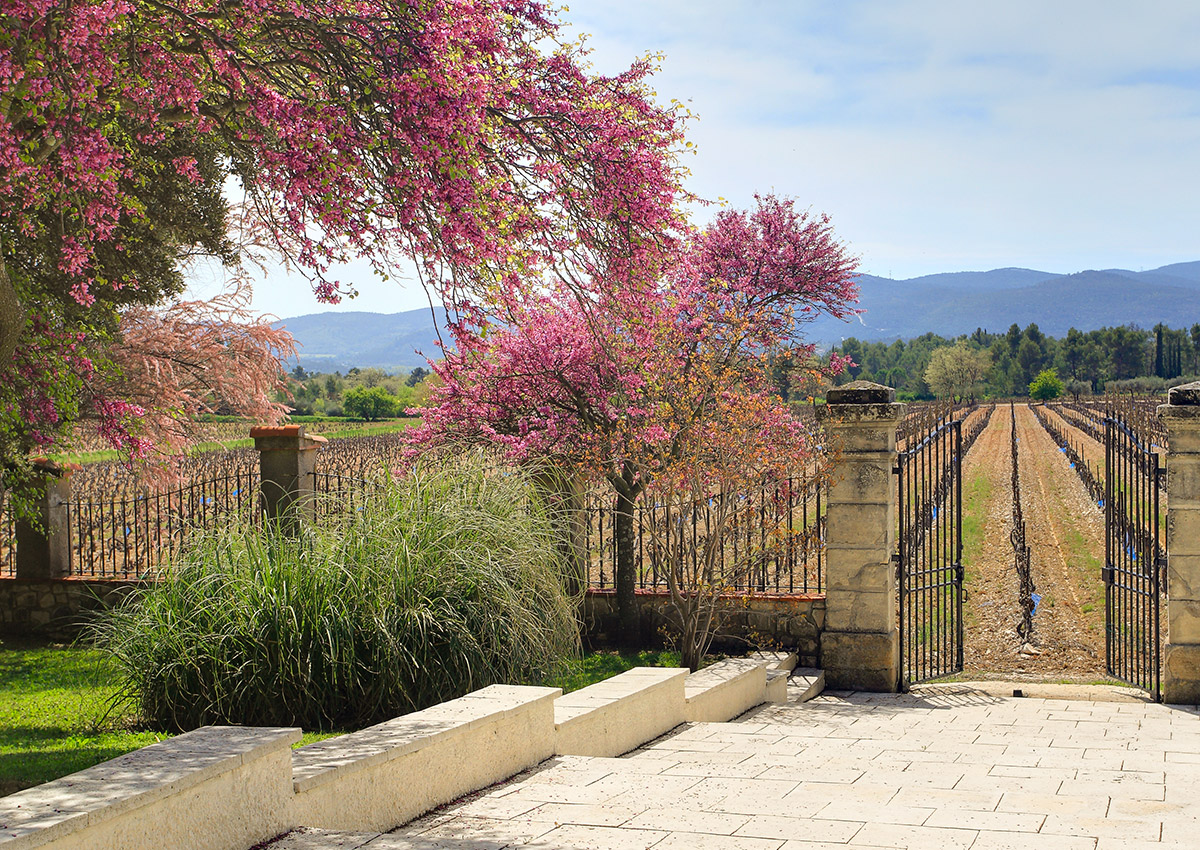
[0, 578, 826, 662]
[581, 589, 824, 666]
[0, 578, 142, 641]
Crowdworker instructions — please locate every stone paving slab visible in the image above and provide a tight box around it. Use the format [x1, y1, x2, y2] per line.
[263, 684, 1200, 849]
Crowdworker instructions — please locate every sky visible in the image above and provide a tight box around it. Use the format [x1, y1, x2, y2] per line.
[213, 0, 1200, 319]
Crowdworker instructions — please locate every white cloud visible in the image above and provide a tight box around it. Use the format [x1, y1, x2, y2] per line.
[565, 0, 1200, 279]
[224, 0, 1200, 317]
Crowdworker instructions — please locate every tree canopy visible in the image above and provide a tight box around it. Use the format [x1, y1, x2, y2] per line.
[1, 0, 688, 487]
[923, 342, 990, 402]
[413, 195, 859, 638]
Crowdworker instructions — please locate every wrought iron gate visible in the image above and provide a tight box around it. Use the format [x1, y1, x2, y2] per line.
[1104, 416, 1164, 701]
[897, 418, 964, 688]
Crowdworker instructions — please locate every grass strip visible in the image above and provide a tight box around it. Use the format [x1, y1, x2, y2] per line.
[1, 641, 688, 794]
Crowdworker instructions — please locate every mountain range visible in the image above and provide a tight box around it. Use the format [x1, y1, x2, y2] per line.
[276, 261, 1200, 372]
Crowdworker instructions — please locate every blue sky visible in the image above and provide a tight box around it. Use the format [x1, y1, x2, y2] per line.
[218, 0, 1200, 318]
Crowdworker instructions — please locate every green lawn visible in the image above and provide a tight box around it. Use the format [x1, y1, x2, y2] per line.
[0, 638, 164, 796]
[543, 649, 684, 693]
[0, 641, 686, 795]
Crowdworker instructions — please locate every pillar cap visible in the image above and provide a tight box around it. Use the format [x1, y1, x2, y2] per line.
[826, 381, 895, 405]
[28, 457, 80, 476]
[250, 423, 305, 438]
[1168, 381, 1200, 406]
[1159, 381, 1200, 422]
[251, 423, 327, 449]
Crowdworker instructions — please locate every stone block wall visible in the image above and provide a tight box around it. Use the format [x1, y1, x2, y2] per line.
[581, 589, 824, 666]
[0, 578, 142, 641]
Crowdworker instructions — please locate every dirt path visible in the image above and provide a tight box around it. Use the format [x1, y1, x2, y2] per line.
[960, 404, 1106, 679]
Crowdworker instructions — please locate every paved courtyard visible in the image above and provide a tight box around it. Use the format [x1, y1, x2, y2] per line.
[268, 684, 1200, 850]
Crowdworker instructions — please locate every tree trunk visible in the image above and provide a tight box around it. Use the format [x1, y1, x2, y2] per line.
[0, 256, 24, 369]
[613, 485, 639, 645]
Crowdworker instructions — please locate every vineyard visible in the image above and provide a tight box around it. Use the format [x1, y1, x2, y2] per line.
[0, 391, 1175, 657]
[0, 430, 415, 580]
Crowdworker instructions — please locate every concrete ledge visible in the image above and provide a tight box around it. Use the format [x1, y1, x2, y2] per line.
[685, 659, 768, 721]
[6, 659, 791, 850]
[292, 685, 560, 832]
[0, 726, 299, 850]
[750, 650, 799, 673]
[555, 667, 687, 757]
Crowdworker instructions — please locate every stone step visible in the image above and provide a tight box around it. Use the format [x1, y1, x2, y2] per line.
[789, 667, 825, 703]
[748, 650, 799, 673]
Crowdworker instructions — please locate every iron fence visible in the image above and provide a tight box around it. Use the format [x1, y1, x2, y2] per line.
[310, 470, 384, 519]
[1105, 414, 1164, 700]
[0, 494, 14, 577]
[585, 472, 828, 595]
[66, 468, 261, 579]
[897, 416, 964, 686]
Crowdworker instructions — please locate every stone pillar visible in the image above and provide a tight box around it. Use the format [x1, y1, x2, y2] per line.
[1158, 381, 1200, 703]
[251, 425, 327, 535]
[532, 468, 588, 597]
[817, 381, 906, 692]
[15, 459, 73, 580]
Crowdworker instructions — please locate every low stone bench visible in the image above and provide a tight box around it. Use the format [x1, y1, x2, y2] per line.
[0, 726, 299, 850]
[684, 658, 772, 722]
[291, 684, 560, 833]
[749, 650, 802, 703]
[555, 667, 688, 757]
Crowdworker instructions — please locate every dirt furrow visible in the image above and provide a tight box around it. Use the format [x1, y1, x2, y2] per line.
[960, 403, 1024, 673]
[959, 404, 1107, 679]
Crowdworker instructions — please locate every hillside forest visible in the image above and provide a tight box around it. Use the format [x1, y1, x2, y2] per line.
[828, 322, 1200, 401]
[278, 322, 1198, 419]
[279, 366, 434, 418]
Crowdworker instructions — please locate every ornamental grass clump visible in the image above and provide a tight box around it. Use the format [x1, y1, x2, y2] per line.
[94, 456, 579, 732]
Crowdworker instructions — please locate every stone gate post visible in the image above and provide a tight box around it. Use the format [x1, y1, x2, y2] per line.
[251, 424, 327, 535]
[531, 467, 588, 597]
[1158, 381, 1200, 703]
[15, 459, 73, 580]
[818, 381, 906, 691]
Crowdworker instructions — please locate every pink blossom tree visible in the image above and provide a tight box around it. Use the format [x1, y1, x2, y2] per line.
[0, 0, 686, 489]
[414, 195, 859, 643]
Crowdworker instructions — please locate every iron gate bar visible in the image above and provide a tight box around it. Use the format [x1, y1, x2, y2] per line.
[897, 418, 964, 688]
[1104, 415, 1162, 701]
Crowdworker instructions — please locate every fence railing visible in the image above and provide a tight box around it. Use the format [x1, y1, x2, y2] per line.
[65, 468, 261, 579]
[6, 429, 834, 593]
[585, 473, 828, 595]
[310, 471, 384, 520]
[0, 494, 14, 577]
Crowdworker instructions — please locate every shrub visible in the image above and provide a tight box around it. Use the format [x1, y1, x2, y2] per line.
[94, 455, 579, 731]
[342, 385, 400, 420]
[1028, 369, 1063, 401]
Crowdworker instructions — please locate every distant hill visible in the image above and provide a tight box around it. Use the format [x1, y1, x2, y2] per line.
[273, 307, 448, 373]
[276, 262, 1200, 370]
[804, 262, 1200, 344]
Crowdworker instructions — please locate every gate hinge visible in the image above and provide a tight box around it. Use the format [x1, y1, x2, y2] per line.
[1102, 565, 1115, 585]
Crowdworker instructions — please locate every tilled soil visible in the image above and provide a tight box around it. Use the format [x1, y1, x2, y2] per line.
[961, 404, 1107, 680]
